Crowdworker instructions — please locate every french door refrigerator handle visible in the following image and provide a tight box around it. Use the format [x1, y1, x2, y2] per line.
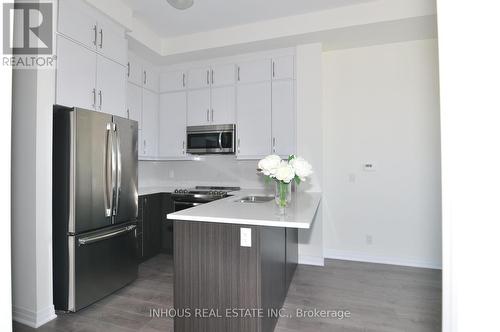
[104, 123, 113, 217]
[110, 123, 117, 220]
[114, 125, 122, 216]
[78, 225, 136, 246]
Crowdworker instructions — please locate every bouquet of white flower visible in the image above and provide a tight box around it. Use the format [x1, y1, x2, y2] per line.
[258, 155, 313, 209]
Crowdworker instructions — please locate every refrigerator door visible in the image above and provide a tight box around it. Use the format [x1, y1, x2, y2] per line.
[69, 222, 138, 311]
[73, 109, 114, 233]
[112, 116, 138, 223]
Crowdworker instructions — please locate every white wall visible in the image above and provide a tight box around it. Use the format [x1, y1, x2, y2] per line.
[322, 39, 442, 268]
[11, 68, 56, 327]
[295, 43, 324, 266]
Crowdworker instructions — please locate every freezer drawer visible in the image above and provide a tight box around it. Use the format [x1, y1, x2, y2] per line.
[69, 223, 138, 311]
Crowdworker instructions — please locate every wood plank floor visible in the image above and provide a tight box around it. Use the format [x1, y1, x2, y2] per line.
[13, 254, 441, 332]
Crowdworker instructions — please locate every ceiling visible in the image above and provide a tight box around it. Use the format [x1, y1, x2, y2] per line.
[122, 0, 376, 38]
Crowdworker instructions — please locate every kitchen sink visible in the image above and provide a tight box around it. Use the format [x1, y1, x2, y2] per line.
[235, 195, 274, 203]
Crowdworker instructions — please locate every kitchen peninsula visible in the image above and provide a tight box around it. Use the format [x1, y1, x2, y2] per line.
[167, 190, 321, 332]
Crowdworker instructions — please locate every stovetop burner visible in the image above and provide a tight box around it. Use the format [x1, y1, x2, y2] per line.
[172, 186, 240, 200]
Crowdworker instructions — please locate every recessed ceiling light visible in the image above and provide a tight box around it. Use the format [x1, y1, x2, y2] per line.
[167, 0, 194, 10]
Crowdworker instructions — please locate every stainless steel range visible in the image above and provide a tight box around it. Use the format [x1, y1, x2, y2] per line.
[172, 186, 240, 211]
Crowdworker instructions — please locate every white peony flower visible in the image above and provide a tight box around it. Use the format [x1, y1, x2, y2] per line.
[258, 154, 282, 177]
[274, 161, 295, 183]
[290, 156, 313, 181]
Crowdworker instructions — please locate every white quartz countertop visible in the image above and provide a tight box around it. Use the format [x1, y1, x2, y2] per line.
[166, 189, 321, 229]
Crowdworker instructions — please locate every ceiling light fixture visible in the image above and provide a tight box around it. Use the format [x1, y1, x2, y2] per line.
[167, 0, 194, 10]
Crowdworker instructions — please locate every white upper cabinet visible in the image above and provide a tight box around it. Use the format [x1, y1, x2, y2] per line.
[160, 70, 186, 92]
[211, 87, 235, 125]
[237, 59, 271, 84]
[127, 83, 142, 128]
[187, 89, 211, 126]
[236, 82, 272, 158]
[272, 80, 295, 156]
[211, 64, 235, 87]
[94, 13, 127, 65]
[142, 62, 159, 93]
[187, 67, 211, 89]
[58, 0, 97, 50]
[56, 35, 97, 110]
[127, 53, 143, 86]
[272, 56, 294, 80]
[96, 55, 127, 117]
[58, 0, 126, 65]
[141, 89, 159, 158]
[159, 92, 187, 158]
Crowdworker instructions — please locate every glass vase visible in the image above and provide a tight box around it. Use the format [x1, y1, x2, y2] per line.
[275, 181, 291, 213]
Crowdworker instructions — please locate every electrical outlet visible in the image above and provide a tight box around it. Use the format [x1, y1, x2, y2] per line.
[240, 228, 252, 247]
[366, 235, 373, 245]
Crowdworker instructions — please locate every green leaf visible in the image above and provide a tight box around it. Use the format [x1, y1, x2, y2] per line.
[288, 154, 296, 161]
[294, 175, 301, 185]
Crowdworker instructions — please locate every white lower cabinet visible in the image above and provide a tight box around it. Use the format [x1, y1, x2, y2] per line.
[236, 82, 272, 158]
[272, 80, 295, 157]
[159, 92, 187, 159]
[140, 89, 159, 158]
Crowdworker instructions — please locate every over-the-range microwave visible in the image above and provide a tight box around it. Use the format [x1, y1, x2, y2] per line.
[186, 124, 236, 154]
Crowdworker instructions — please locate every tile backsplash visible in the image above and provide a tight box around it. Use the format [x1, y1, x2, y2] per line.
[139, 155, 267, 189]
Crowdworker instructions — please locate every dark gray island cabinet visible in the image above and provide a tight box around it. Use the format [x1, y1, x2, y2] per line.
[168, 190, 321, 332]
[174, 221, 297, 332]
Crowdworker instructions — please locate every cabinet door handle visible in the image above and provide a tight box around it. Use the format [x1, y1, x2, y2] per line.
[237, 138, 240, 153]
[211, 70, 214, 85]
[182, 141, 185, 154]
[143, 71, 147, 85]
[127, 62, 130, 77]
[127, 109, 130, 119]
[206, 70, 209, 85]
[206, 109, 210, 122]
[143, 140, 146, 154]
[92, 88, 96, 108]
[272, 61, 275, 78]
[272, 137, 276, 152]
[211, 109, 214, 122]
[98, 90, 103, 109]
[237, 66, 240, 81]
[182, 73, 185, 88]
[92, 25, 97, 46]
[99, 29, 103, 48]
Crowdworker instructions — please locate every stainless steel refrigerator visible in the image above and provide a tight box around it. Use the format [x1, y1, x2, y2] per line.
[53, 106, 139, 312]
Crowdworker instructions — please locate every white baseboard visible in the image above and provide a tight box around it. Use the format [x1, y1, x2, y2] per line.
[13, 304, 57, 328]
[324, 249, 442, 270]
[298, 255, 325, 266]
